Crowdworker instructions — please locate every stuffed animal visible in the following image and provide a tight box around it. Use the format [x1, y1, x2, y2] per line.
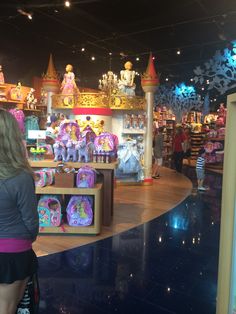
[53, 141, 66, 162]
[76, 139, 89, 162]
[66, 140, 77, 162]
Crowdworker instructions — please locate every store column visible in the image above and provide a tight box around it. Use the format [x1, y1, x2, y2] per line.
[216, 93, 236, 314]
[42, 54, 59, 114]
[141, 53, 159, 183]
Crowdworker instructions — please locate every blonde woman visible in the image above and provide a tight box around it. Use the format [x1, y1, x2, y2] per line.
[0, 109, 39, 314]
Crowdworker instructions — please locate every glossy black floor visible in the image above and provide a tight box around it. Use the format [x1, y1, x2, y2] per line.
[38, 167, 222, 314]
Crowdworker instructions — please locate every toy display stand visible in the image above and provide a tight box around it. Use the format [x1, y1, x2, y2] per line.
[36, 183, 102, 235]
[30, 159, 117, 227]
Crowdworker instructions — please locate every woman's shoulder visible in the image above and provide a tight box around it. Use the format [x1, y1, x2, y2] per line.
[5, 170, 33, 185]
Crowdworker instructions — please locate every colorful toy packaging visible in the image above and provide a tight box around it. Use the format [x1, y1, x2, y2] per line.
[66, 196, 93, 226]
[34, 170, 47, 187]
[94, 132, 115, 152]
[76, 166, 96, 188]
[34, 169, 55, 187]
[58, 121, 80, 144]
[38, 195, 62, 227]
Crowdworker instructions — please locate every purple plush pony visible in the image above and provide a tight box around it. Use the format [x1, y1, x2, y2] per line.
[76, 139, 89, 163]
[66, 140, 77, 162]
[53, 141, 66, 162]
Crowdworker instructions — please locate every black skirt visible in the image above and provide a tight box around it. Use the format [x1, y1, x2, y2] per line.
[0, 249, 38, 284]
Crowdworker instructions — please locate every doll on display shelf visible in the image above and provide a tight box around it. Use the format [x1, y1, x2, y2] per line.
[124, 113, 132, 129]
[131, 114, 138, 129]
[61, 64, 79, 95]
[0, 65, 5, 84]
[118, 61, 136, 96]
[138, 114, 145, 129]
[26, 88, 37, 109]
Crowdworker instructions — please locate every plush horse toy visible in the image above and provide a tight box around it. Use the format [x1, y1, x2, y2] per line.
[76, 139, 89, 162]
[53, 141, 66, 162]
[66, 140, 77, 162]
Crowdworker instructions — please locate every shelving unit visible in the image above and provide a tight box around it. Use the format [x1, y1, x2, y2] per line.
[30, 160, 117, 226]
[204, 137, 224, 170]
[36, 183, 102, 235]
[190, 132, 204, 159]
[162, 120, 175, 167]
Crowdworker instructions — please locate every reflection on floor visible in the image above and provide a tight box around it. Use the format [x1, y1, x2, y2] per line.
[38, 168, 222, 314]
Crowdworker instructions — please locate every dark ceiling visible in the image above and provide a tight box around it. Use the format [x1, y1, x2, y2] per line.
[1, 0, 236, 90]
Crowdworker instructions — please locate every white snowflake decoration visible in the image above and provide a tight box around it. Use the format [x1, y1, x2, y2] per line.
[155, 83, 202, 122]
[193, 46, 236, 94]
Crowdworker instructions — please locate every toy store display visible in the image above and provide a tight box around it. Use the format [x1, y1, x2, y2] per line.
[66, 196, 93, 226]
[35, 180, 102, 234]
[30, 147, 46, 161]
[202, 104, 226, 168]
[203, 126, 225, 166]
[38, 195, 62, 227]
[54, 162, 75, 188]
[33, 160, 102, 234]
[76, 165, 96, 188]
[9, 108, 25, 133]
[25, 115, 40, 144]
[190, 131, 205, 159]
[52, 120, 117, 164]
[116, 137, 144, 182]
[153, 108, 175, 166]
[123, 113, 146, 133]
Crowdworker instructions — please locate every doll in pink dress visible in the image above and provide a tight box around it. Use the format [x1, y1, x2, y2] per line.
[61, 64, 79, 95]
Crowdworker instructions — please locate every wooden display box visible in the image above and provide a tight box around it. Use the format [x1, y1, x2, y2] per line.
[54, 173, 74, 188]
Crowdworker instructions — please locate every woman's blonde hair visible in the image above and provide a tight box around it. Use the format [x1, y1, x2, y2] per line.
[0, 109, 32, 179]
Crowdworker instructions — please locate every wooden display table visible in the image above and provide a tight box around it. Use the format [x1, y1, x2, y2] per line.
[36, 184, 102, 235]
[30, 160, 117, 226]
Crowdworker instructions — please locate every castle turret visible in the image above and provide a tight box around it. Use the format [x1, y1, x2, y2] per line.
[42, 54, 59, 113]
[141, 53, 159, 183]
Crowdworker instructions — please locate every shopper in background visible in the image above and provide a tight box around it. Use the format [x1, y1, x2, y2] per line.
[183, 127, 192, 166]
[196, 147, 207, 191]
[173, 126, 186, 173]
[152, 127, 164, 179]
[0, 109, 39, 314]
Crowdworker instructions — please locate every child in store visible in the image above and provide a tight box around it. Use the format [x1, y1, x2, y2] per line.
[196, 148, 207, 191]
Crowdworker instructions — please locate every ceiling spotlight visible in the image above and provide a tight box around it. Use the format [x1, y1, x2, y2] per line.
[64, 1, 71, 8]
[201, 87, 205, 90]
[109, 52, 112, 56]
[17, 8, 33, 20]
[81, 47, 85, 52]
[152, 56, 155, 60]
[91, 56, 95, 61]
[165, 77, 169, 81]
[190, 78, 193, 82]
[177, 49, 181, 55]
[136, 57, 140, 61]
